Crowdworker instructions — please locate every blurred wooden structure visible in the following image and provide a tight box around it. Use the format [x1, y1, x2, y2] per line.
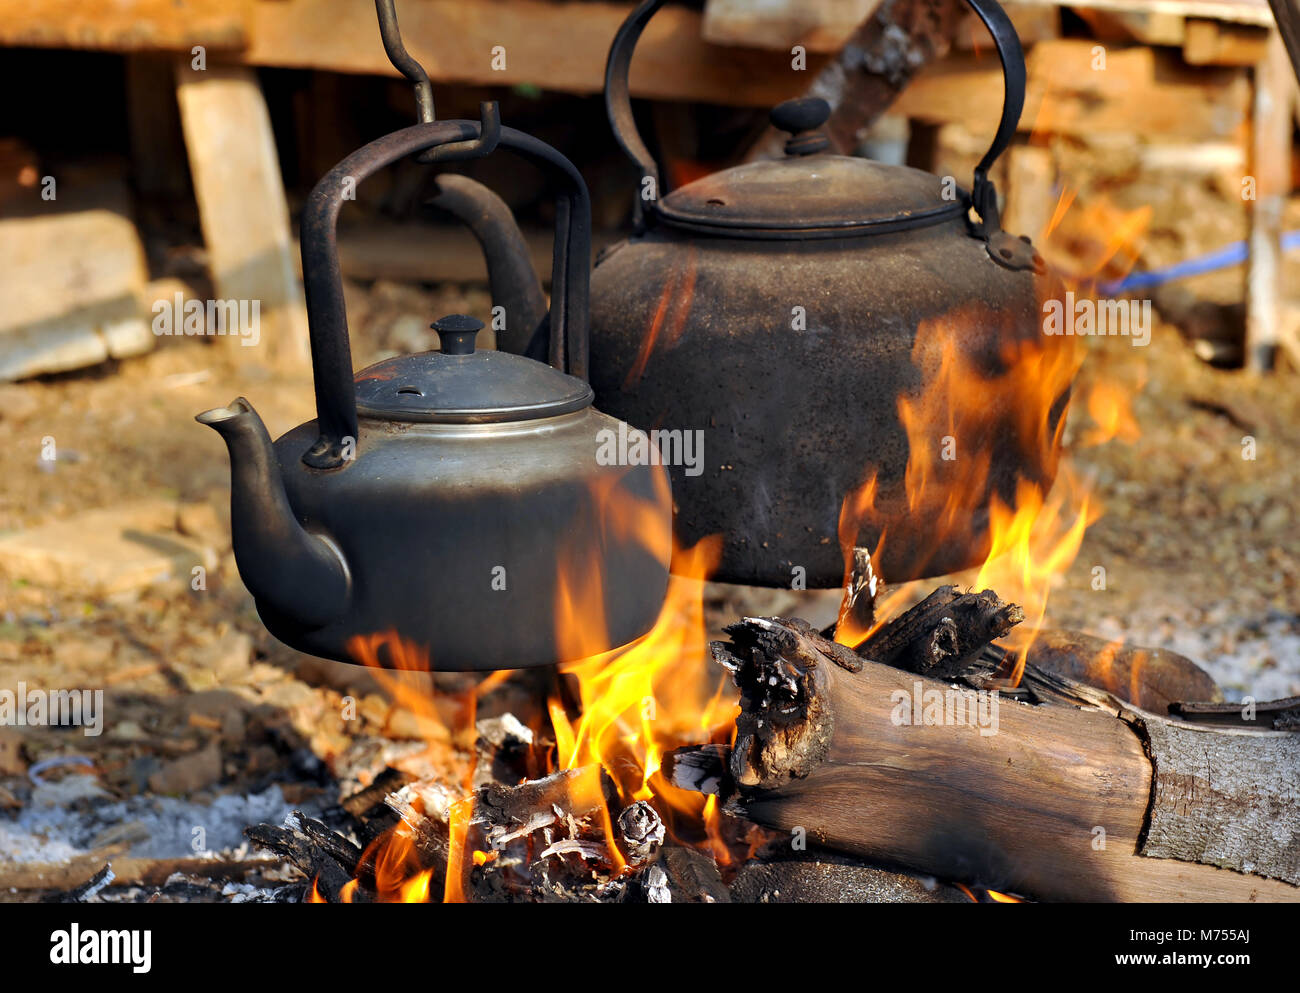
[0, 0, 1296, 372]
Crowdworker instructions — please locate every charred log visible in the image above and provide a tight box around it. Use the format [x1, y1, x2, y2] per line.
[686, 615, 1300, 902]
[830, 546, 882, 643]
[617, 800, 666, 867]
[1025, 629, 1222, 713]
[1171, 696, 1300, 731]
[857, 585, 1023, 680]
[245, 812, 361, 903]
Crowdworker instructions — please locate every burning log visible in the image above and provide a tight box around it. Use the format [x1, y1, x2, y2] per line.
[1023, 629, 1222, 713]
[245, 811, 362, 902]
[831, 546, 881, 643]
[672, 614, 1300, 902]
[472, 713, 536, 789]
[616, 800, 666, 867]
[622, 846, 730, 904]
[856, 585, 1024, 680]
[460, 766, 628, 901]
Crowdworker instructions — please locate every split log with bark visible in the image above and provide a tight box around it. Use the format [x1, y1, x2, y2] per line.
[667, 612, 1300, 903]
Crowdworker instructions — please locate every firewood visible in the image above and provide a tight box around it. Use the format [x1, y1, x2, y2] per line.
[340, 767, 415, 821]
[244, 812, 362, 903]
[1141, 718, 1300, 882]
[662, 743, 732, 797]
[830, 545, 881, 645]
[856, 585, 1024, 680]
[616, 801, 666, 867]
[2, 855, 283, 894]
[622, 846, 730, 904]
[59, 865, 115, 904]
[461, 766, 623, 902]
[1171, 696, 1300, 731]
[472, 713, 535, 790]
[674, 614, 1300, 902]
[1024, 629, 1222, 713]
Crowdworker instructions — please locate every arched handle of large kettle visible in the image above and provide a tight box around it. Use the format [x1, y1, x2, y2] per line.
[299, 106, 593, 470]
[605, 0, 1028, 238]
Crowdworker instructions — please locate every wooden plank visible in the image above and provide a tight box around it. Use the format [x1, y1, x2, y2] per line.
[0, 0, 250, 51]
[1011, 0, 1273, 27]
[1245, 30, 1294, 372]
[701, 0, 882, 53]
[244, 0, 828, 107]
[894, 40, 1252, 141]
[1184, 17, 1273, 64]
[175, 62, 309, 368]
[1073, 8, 1188, 44]
[953, 2, 1061, 50]
[1001, 144, 1056, 242]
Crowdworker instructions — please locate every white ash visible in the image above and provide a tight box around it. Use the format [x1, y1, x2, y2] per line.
[0, 777, 302, 863]
[1090, 608, 1300, 703]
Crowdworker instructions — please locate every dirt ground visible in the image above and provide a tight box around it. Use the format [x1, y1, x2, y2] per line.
[0, 287, 1297, 896]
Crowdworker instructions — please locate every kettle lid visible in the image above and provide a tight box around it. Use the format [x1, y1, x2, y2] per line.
[653, 99, 964, 240]
[353, 314, 593, 424]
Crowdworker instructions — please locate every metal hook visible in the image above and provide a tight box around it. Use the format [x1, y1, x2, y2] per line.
[375, 0, 435, 124]
[418, 102, 502, 165]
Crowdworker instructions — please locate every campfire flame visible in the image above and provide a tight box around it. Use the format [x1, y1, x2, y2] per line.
[835, 184, 1149, 683]
[551, 531, 737, 862]
[310, 145, 1150, 903]
[333, 471, 737, 900]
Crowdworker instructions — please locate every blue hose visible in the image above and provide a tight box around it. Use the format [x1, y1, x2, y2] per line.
[1100, 230, 1300, 295]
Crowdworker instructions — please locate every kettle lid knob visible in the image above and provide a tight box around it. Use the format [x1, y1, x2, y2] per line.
[432, 313, 482, 355]
[770, 98, 831, 156]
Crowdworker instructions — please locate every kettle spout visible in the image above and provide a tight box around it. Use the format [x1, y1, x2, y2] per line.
[196, 398, 350, 629]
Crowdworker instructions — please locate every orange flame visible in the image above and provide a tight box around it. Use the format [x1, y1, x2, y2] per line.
[836, 183, 1148, 683]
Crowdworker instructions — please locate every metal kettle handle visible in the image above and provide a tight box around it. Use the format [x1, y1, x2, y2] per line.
[604, 0, 1028, 235]
[299, 107, 593, 469]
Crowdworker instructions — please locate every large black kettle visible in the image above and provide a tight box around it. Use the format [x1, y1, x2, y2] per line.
[584, 0, 1064, 588]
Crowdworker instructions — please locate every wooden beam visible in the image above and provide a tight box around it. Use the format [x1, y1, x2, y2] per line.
[1073, 8, 1188, 45]
[1184, 18, 1273, 64]
[1001, 145, 1057, 243]
[1010, 0, 1273, 28]
[1245, 30, 1294, 372]
[701, 0, 883, 53]
[953, 2, 1061, 50]
[175, 61, 310, 368]
[894, 40, 1252, 141]
[0, 0, 249, 51]
[244, 0, 827, 107]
